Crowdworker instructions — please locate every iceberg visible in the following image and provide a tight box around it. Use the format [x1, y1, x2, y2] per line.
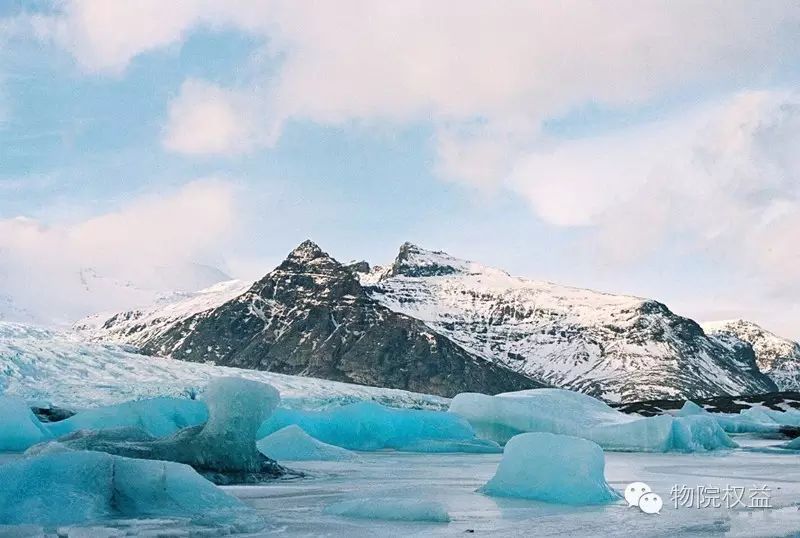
[258, 401, 498, 452]
[450, 389, 736, 452]
[0, 451, 263, 531]
[784, 436, 800, 450]
[323, 498, 450, 522]
[676, 401, 780, 434]
[479, 432, 619, 505]
[741, 406, 800, 427]
[37, 377, 287, 483]
[46, 397, 208, 438]
[257, 425, 358, 461]
[0, 396, 52, 451]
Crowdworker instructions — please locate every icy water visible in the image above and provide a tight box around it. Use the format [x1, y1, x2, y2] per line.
[228, 436, 800, 537]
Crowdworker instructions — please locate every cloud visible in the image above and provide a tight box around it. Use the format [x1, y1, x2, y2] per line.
[162, 79, 276, 156]
[35, 1, 208, 74]
[28, 2, 800, 168]
[508, 90, 800, 290]
[0, 179, 238, 324]
[8, 1, 800, 331]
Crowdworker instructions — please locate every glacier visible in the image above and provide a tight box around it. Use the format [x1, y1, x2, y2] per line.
[479, 432, 619, 505]
[0, 396, 51, 451]
[449, 389, 737, 452]
[0, 450, 264, 531]
[323, 498, 450, 522]
[257, 425, 358, 462]
[258, 401, 501, 453]
[0, 321, 448, 412]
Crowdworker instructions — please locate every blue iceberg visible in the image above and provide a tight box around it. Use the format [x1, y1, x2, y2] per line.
[0, 450, 264, 531]
[46, 397, 208, 438]
[257, 425, 358, 461]
[450, 389, 736, 452]
[36, 377, 287, 483]
[0, 396, 52, 451]
[258, 401, 499, 453]
[676, 401, 780, 434]
[479, 432, 619, 505]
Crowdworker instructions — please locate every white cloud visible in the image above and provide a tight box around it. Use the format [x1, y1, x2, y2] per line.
[162, 79, 276, 156]
[508, 90, 800, 290]
[31, 2, 800, 171]
[39, 0, 207, 74]
[10, 1, 800, 332]
[0, 179, 238, 324]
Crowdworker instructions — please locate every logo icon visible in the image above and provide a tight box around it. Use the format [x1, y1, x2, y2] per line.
[625, 482, 652, 507]
[625, 482, 662, 514]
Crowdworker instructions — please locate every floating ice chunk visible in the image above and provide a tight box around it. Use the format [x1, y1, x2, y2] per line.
[0, 396, 51, 451]
[740, 407, 777, 424]
[257, 425, 358, 461]
[676, 401, 780, 434]
[0, 451, 263, 531]
[676, 400, 707, 416]
[450, 389, 736, 452]
[783, 436, 800, 450]
[46, 397, 207, 438]
[201, 377, 279, 439]
[449, 389, 625, 444]
[479, 432, 619, 505]
[669, 415, 738, 451]
[742, 406, 800, 427]
[258, 401, 489, 452]
[324, 498, 450, 522]
[37, 377, 286, 483]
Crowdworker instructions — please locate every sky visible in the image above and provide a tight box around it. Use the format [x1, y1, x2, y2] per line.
[1, 1, 799, 337]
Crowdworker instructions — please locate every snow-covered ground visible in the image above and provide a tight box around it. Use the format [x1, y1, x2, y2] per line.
[0, 321, 448, 411]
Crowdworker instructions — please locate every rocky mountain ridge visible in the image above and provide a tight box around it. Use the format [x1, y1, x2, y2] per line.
[80, 240, 784, 402]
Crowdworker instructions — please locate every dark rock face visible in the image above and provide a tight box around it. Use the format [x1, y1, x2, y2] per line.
[389, 242, 460, 278]
[612, 391, 800, 417]
[139, 241, 544, 397]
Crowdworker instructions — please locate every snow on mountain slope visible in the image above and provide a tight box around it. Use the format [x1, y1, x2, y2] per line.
[703, 319, 800, 391]
[0, 262, 233, 328]
[92, 241, 542, 398]
[0, 321, 448, 411]
[75, 279, 252, 346]
[359, 243, 776, 402]
[80, 241, 777, 403]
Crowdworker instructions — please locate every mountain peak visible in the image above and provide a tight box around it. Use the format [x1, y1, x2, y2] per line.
[287, 240, 326, 261]
[390, 242, 462, 277]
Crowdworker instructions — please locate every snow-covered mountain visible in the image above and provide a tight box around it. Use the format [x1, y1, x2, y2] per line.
[0, 262, 232, 327]
[84, 241, 777, 402]
[703, 319, 800, 391]
[356, 243, 776, 402]
[80, 242, 541, 398]
[75, 279, 252, 346]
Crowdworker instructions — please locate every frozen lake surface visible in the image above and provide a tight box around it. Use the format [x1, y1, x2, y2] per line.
[226, 436, 800, 537]
[3, 437, 800, 537]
